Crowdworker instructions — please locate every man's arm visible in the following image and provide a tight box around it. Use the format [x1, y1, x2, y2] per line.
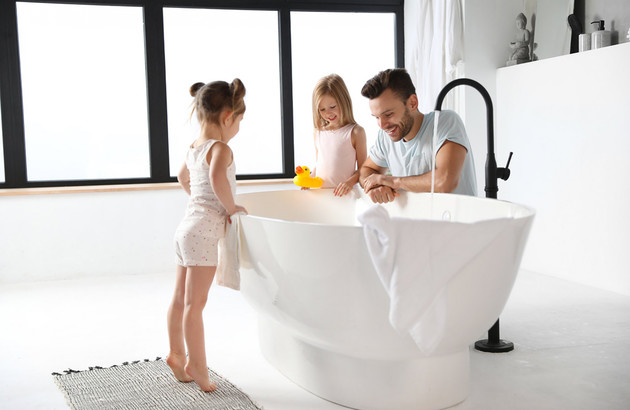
[359, 156, 383, 186]
[360, 157, 399, 203]
[366, 141, 467, 193]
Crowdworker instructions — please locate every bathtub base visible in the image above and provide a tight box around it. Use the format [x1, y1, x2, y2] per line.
[258, 316, 470, 410]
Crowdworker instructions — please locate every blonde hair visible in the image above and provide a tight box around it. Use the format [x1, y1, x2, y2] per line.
[311, 74, 356, 130]
[189, 78, 246, 125]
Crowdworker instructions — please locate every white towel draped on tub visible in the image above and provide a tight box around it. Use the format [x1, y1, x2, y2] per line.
[358, 205, 509, 355]
[216, 212, 246, 291]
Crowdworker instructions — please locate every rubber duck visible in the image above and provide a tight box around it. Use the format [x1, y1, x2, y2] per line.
[293, 166, 324, 188]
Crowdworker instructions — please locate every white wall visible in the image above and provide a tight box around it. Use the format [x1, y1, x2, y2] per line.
[496, 43, 630, 296]
[0, 189, 187, 283]
[0, 183, 293, 284]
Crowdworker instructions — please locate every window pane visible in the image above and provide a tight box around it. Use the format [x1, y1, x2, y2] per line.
[16, 3, 150, 181]
[164, 8, 282, 176]
[291, 12, 396, 167]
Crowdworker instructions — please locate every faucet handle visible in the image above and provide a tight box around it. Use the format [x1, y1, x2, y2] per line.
[497, 152, 513, 181]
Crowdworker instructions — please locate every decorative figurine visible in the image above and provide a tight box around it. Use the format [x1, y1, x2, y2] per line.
[507, 13, 532, 66]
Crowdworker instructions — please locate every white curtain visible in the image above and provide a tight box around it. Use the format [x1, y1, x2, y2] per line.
[406, 0, 464, 113]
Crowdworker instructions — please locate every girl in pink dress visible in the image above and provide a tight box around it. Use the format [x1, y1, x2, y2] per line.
[167, 79, 247, 392]
[311, 74, 367, 196]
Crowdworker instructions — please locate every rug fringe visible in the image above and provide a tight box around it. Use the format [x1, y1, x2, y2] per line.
[52, 357, 162, 376]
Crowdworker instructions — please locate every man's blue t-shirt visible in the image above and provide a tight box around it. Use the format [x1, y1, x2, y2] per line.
[369, 110, 477, 196]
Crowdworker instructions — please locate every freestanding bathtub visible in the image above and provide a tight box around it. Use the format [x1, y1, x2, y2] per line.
[236, 189, 534, 410]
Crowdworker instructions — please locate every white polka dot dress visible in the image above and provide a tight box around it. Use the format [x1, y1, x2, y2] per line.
[174, 139, 236, 267]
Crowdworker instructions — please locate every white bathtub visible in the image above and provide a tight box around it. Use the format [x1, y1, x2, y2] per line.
[237, 189, 534, 410]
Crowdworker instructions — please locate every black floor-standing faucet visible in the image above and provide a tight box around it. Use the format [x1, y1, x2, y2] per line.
[434, 78, 514, 353]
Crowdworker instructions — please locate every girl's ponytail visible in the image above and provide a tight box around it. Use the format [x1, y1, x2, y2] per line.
[189, 82, 205, 97]
[230, 78, 246, 116]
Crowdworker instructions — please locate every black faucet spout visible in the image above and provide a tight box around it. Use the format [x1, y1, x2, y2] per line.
[434, 78, 508, 200]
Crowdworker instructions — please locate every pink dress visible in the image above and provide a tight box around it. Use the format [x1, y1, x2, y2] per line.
[315, 123, 357, 188]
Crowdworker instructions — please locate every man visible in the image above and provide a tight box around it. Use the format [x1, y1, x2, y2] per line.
[359, 68, 477, 203]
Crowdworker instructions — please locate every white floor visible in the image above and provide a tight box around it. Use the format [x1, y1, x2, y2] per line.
[1, 269, 629, 410]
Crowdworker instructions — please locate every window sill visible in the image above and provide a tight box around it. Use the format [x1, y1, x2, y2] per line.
[0, 179, 293, 196]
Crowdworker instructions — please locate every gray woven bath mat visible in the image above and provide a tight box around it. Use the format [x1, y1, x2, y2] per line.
[53, 358, 263, 409]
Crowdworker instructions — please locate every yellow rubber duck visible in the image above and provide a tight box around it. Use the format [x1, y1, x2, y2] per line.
[293, 166, 324, 188]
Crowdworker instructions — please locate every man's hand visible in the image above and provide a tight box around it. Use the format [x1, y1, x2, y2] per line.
[366, 185, 399, 203]
[362, 173, 384, 193]
[363, 173, 399, 193]
[359, 157, 399, 203]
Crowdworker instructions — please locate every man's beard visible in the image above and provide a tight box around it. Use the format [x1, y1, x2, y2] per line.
[393, 107, 414, 141]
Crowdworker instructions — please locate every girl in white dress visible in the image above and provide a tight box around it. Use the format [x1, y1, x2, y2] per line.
[167, 79, 247, 392]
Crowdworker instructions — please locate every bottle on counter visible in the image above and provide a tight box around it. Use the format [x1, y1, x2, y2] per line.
[590, 20, 611, 49]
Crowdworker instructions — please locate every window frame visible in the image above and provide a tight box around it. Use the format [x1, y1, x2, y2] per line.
[0, 0, 404, 189]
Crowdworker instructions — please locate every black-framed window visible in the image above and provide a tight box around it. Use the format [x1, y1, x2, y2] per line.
[163, 7, 284, 177]
[0, 0, 404, 189]
[17, 2, 150, 182]
[0, 92, 4, 184]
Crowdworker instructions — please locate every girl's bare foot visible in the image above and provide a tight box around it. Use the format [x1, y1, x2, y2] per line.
[185, 362, 217, 392]
[166, 353, 193, 383]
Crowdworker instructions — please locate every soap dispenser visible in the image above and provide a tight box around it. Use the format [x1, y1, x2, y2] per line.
[591, 20, 611, 49]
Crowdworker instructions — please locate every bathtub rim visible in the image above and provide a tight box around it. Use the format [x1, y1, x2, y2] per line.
[236, 190, 536, 228]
